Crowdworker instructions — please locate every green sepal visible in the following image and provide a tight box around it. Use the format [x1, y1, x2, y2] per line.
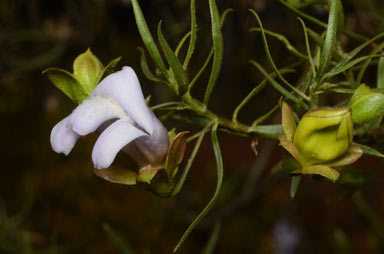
[298, 165, 340, 182]
[137, 166, 163, 184]
[168, 128, 177, 141]
[94, 167, 137, 185]
[290, 175, 301, 199]
[279, 137, 302, 165]
[322, 144, 362, 168]
[355, 143, 384, 158]
[281, 102, 296, 142]
[43, 68, 88, 104]
[165, 131, 188, 179]
[73, 48, 104, 94]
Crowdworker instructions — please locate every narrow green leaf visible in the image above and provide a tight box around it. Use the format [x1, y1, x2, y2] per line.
[357, 42, 384, 86]
[249, 60, 305, 107]
[175, 31, 192, 57]
[378, 56, 384, 89]
[43, 68, 87, 104]
[316, 0, 339, 80]
[324, 32, 384, 81]
[279, 0, 326, 28]
[278, 0, 368, 42]
[355, 143, 384, 158]
[306, 27, 324, 47]
[302, 68, 314, 94]
[203, 0, 224, 106]
[290, 176, 302, 198]
[102, 56, 121, 79]
[183, 0, 197, 69]
[249, 27, 308, 60]
[171, 122, 214, 196]
[151, 101, 186, 111]
[321, 87, 355, 94]
[157, 21, 188, 95]
[173, 122, 223, 253]
[297, 18, 316, 76]
[336, 0, 345, 38]
[325, 54, 384, 79]
[73, 48, 104, 94]
[188, 8, 233, 92]
[252, 104, 280, 126]
[249, 10, 310, 102]
[131, 0, 168, 77]
[137, 47, 168, 85]
[232, 79, 267, 123]
[220, 8, 234, 27]
[189, 50, 213, 92]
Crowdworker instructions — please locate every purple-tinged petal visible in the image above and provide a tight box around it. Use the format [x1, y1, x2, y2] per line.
[91, 66, 154, 135]
[121, 142, 149, 168]
[135, 112, 169, 165]
[92, 119, 147, 169]
[50, 116, 80, 155]
[68, 96, 130, 136]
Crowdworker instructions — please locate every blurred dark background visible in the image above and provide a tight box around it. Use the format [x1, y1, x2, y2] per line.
[2, 0, 384, 253]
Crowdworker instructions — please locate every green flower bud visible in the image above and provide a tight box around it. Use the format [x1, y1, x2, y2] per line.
[293, 107, 353, 166]
[351, 84, 384, 124]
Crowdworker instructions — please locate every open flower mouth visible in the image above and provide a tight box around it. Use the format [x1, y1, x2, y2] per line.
[50, 66, 169, 170]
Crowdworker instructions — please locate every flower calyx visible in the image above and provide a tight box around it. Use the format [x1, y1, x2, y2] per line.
[279, 102, 362, 181]
[43, 48, 121, 104]
[95, 130, 189, 198]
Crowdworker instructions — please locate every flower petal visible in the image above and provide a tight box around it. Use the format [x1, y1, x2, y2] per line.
[92, 119, 147, 169]
[68, 96, 128, 136]
[91, 66, 154, 135]
[135, 111, 169, 165]
[121, 142, 149, 168]
[50, 116, 80, 155]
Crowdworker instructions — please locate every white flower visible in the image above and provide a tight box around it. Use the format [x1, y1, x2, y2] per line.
[50, 66, 169, 170]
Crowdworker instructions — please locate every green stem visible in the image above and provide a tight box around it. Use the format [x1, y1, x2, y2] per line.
[181, 93, 283, 139]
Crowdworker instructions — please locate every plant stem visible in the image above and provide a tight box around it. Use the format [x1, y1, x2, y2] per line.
[181, 92, 282, 139]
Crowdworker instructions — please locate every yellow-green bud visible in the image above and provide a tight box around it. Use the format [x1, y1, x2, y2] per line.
[293, 107, 353, 166]
[351, 84, 384, 124]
